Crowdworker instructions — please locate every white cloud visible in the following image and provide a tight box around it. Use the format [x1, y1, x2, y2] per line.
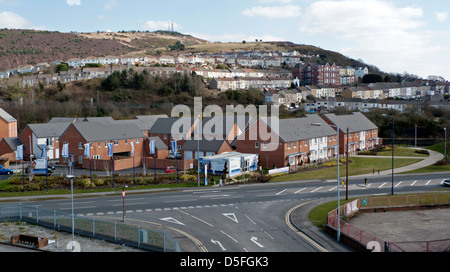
[142, 20, 182, 32]
[295, 0, 450, 78]
[242, 5, 301, 19]
[0, 11, 31, 28]
[66, 0, 81, 6]
[258, 0, 292, 3]
[105, 0, 117, 10]
[435, 11, 448, 22]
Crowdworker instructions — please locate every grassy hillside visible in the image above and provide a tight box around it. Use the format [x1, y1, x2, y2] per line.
[0, 29, 210, 71]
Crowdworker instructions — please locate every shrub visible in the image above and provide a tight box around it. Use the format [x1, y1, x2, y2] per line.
[76, 178, 95, 189]
[180, 174, 196, 181]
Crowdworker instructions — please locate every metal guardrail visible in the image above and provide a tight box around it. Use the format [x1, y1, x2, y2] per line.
[0, 203, 181, 252]
[327, 193, 450, 252]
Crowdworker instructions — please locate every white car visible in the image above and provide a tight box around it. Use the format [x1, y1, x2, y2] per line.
[444, 179, 450, 187]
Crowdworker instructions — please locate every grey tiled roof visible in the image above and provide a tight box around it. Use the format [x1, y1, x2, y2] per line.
[70, 122, 145, 142]
[148, 117, 195, 134]
[276, 114, 337, 142]
[182, 138, 229, 152]
[322, 112, 378, 133]
[0, 108, 16, 123]
[2, 137, 22, 151]
[27, 122, 71, 138]
[147, 136, 168, 150]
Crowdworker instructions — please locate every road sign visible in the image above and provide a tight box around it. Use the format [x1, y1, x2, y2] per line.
[122, 191, 126, 198]
[362, 198, 367, 205]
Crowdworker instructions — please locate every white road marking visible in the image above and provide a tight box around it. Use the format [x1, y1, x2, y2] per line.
[311, 187, 323, 193]
[276, 189, 287, 195]
[395, 181, 402, 187]
[220, 230, 238, 243]
[294, 188, 307, 194]
[223, 213, 239, 224]
[191, 215, 214, 227]
[426, 180, 432, 185]
[411, 180, 418, 186]
[379, 182, 386, 188]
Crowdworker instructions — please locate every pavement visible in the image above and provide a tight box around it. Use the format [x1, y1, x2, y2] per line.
[352, 148, 444, 177]
[2, 147, 447, 252]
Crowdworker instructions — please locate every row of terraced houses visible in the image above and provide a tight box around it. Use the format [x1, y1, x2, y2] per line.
[0, 108, 380, 173]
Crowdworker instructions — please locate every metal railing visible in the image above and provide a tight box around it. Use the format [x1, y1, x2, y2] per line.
[0, 203, 181, 252]
[327, 193, 450, 252]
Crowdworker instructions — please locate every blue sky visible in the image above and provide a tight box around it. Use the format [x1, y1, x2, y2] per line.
[1, 0, 449, 80]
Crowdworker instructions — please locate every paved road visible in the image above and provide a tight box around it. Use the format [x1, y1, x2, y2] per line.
[3, 171, 447, 252]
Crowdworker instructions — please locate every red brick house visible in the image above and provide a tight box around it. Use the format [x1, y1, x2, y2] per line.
[235, 114, 338, 168]
[321, 112, 380, 155]
[0, 108, 18, 141]
[0, 137, 22, 162]
[58, 121, 145, 171]
[293, 63, 340, 86]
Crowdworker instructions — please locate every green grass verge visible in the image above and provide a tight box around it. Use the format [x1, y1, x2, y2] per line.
[272, 157, 422, 182]
[375, 147, 429, 157]
[308, 192, 450, 229]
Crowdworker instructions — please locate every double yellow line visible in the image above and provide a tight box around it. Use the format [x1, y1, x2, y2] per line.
[285, 201, 328, 252]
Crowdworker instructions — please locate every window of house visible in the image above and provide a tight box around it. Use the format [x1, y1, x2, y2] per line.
[262, 142, 267, 149]
[255, 142, 259, 148]
[114, 140, 119, 145]
[78, 142, 83, 149]
[136, 138, 140, 143]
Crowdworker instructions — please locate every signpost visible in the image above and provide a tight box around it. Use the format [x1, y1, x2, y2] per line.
[122, 186, 127, 222]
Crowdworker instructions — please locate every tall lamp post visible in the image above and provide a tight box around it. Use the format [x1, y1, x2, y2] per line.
[66, 174, 75, 252]
[313, 123, 341, 241]
[331, 124, 341, 242]
[197, 115, 200, 187]
[444, 127, 447, 161]
[383, 114, 395, 195]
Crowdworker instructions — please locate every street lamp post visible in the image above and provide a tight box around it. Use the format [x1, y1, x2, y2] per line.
[313, 122, 340, 241]
[444, 128, 447, 161]
[197, 115, 200, 187]
[383, 114, 395, 195]
[391, 116, 394, 195]
[66, 174, 75, 252]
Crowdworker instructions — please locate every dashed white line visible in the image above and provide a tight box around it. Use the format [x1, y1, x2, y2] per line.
[395, 181, 402, 188]
[411, 180, 418, 186]
[310, 187, 323, 193]
[294, 188, 307, 194]
[379, 182, 386, 188]
[426, 180, 432, 185]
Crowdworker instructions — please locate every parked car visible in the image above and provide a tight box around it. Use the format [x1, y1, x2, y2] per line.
[165, 166, 177, 174]
[0, 165, 13, 175]
[168, 152, 182, 159]
[443, 179, 450, 187]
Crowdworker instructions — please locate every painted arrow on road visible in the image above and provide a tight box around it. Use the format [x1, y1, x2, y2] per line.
[250, 236, 264, 248]
[211, 239, 226, 251]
